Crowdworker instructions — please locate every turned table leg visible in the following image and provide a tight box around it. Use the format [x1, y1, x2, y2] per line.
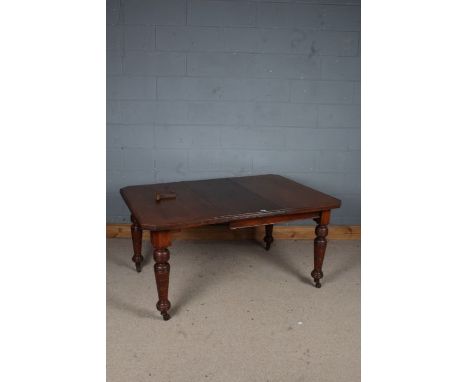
[130, 215, 143, 272]
[264, 224, 274, 251]
[311, 210, 330, 288]
[151, 231, 172, 321]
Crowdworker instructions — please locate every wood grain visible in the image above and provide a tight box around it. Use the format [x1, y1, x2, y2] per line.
[107, 223, 360, 241]
[151, 231, 172, 321]
[120, 174, 341, 231]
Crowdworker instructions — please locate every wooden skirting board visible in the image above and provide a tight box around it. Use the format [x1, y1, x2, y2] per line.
[107, 223, 360, 241]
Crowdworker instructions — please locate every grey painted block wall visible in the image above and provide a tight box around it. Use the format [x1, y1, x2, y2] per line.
[107, 0, 361, 225]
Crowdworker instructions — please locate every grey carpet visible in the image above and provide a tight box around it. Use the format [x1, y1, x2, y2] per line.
[107, 238, 360, 382]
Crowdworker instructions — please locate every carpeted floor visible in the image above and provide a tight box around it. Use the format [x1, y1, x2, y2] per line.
[107, 238, 360, 382]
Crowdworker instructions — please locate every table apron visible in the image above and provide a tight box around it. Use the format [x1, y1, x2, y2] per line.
[229, 211, 321, 229]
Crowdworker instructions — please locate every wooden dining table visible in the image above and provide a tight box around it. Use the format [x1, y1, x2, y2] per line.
[120, 174, 341, 321]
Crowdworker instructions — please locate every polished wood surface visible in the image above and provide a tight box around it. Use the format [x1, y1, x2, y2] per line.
[151, 231, 172, 321]
[130, 214, 143, 272]
[120, 174, 341, 320]
[120, 174, 341, 231]
[311, 210, 330, 288]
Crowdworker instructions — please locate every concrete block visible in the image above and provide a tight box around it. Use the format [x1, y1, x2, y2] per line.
[154, 148, 188, 172]
[107, 51, 122, 75]
[107, 0, 361, 225]
[257, 3, 321, 28]
[154, 102, 190, 124]
[188, 52, 320, 79]
[188, 0, 256, 27]
[320, 5, 360, 31]
[107, 124, 155, 148]
[319, 0, 361, 4]
[313, 31, 359, 56]
[107, 0, 121, 25]
[156, 26, 225, 52]
[106, 171, 116, 191]
[123, 51, 185, 75]
[293, 172, 345, 196]
[124, 26, 155, 50]
[260, 28, 308, 55]
[107, 77, 156, 99]
[315, 150, 347, 172]
[107, 148, 124, 170]
[347, 128, 361, 150]
[157, 77, 289, 102]
[124, 0, 186, 25]
[290, 80, 354, 103]
[256, 29, 359, 56]
[220, 127, 285, 149]
[187, 102, 255, 125]
[155, 125, 221, 148]
[153, 149, 189, 172]
[188, 149, 252, 173]
[123, 148, 155, 170]
[253, 150, 315, 172]
[108, 101, 156, 124]
[155, 170, 193, 183]
[353, 82, 360, 104]
[321, 56, 360, 80]
[107, 192, 128, 216]
[223, 28, 259, 52]
[285, 128, 350, 150]
[155, 125, 192, 148]
[107, 25, 122, 51]
[187, 52, 256, 77]
[255, 103, 318, 127]
[318, 104, 360, 127]
[344, 150, 360, 171]
[343, 171, 360, 194]
[254, 54, 320, 79]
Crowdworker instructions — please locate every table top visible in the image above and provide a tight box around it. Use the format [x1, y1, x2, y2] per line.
[120, 174, 341, 231]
